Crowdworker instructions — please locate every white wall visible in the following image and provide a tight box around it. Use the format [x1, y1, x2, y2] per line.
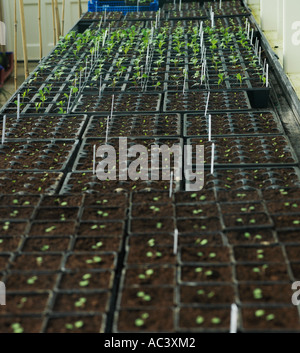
[2, 0, 89, 61]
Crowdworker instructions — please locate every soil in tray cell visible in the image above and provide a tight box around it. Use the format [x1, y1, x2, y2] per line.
[73, 237, 122, 252]
[4, 273, 58, 291]
[241, 307, 300, 331]
[272, 215, 300, 229]
[180, 246, 231, 264]
[81, 207, 126, 221]
[179, 284, 235, 305]
[233, 246, 285, 263]
[123, 266, 176, 287]
[28, 222, 76, 236]
[266, 200, 300, 214]
[10, 254, 63, 271]
[175, 190, 216, 203]
[0, 221, 28, 236]
[116, 308, 174, 333]
[179, 233, 224, 247]
[223, 213, 272, 228]
[180, 265, 233, 283]
[83, 193, 128, 208]
[0, 316, 43, 333]
[225, 229, 276, 246]
[77, 221, 124, 237]
[238, 283, 294, 304]
[176, 203, 218, 218]
[0, 237, 22, 252]
[119, 287, 175, 309]
[131, 203, 174, 218]
[128, 234, 175, 247]
[58, 271, 114, 291]
[0, 255, 11, 271]
[52, 292, 110, 313]
[262, 188, 300, 201]
[21, 237, 71, 252]
[178, 307, 231, 331]
[177, 217, 222, 234]
[277, 230, 300, 244]
[0, 293, 49, 315]
[0, 207, 35, 220]
[126, 246, 176, 265]
[45, 315, 104, 333]
[283, 245, 300, 263]
[64, 253, 116, 271]
[131, 192, 172, 204]
[130, 218, 175, 234]
[235, 263, 291, 282]
[34, 207, 79, 221]
[0, 195, 41, 207]
[220, 202, 265, 215]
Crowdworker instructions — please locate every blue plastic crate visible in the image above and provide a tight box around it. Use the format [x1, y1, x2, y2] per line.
[88, 0, 159, 13]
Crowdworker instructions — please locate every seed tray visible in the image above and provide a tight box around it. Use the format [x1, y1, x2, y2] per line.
[0, 172, 64, 195]
[60, 172, 180, 194]
[187, 167, 300, 191]
[73, 92, 162, 114]
[72, 137, 183, 172]
[183, 111, 284, 137]
[0, 115, 88, 140]
[82, 113, 181, 138]
[0, 140, 79, 172]
[186, 136, 298, 168]
[163, 90, 251, 113]
[167, 10, 207, 20]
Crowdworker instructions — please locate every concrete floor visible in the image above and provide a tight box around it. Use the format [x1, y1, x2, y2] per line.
[0, 61, 39, 107]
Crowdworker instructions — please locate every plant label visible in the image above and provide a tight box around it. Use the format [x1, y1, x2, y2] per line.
[211, 142, 215, 175]
[230, 304, 238, 333]
[1, 115, 6, 145]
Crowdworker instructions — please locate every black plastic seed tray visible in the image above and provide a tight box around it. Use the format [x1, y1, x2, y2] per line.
[0, 115, 88, 140]
[0, 172, 64, 195]
[0, 140, 79, 172]
[60, 172, 180, 195]
[186, 136, 299, 168]
[184, 167, 300, 192]
[73, 92, 162, 114]
[163, 90, 251, 113]
[183, 111, 284, 137]
[72, 137, 183, 172]
[82, 113, 181, 138]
